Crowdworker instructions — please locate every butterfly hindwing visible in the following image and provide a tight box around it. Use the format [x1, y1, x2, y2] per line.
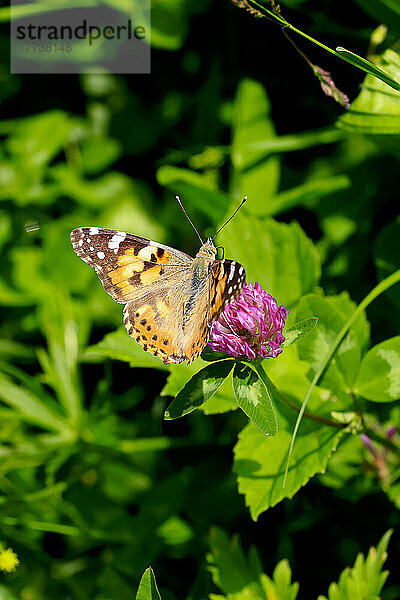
[70, 227, 192, 303]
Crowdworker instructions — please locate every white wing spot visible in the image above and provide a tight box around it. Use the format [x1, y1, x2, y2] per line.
[228, 286, 233, 295]
[228, 262, 236, 281]
[78, 239, 83, 247]
[87, 237, 91, 243]
[97, 251, 105, 259]
[89, 227, 99, 235]
[239, 266, 244, 275]
[109, 233, 126, 250]
[90, 246, 94, 251]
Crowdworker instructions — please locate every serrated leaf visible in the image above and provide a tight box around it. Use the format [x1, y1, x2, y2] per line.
[164, 359, 234, 419]
[136, 567, 162, 600]
[234, 394, 344, 519]
[208, 527, 299, 600]
[233, 363, 278, 436]
[354, 336, 400, 402]
[338, 49, 400, 134]
[296, 293, 370, 393]
[219, 215, 320, 308]
[318, 530, 392, 600]
[282, 317, 318, 348]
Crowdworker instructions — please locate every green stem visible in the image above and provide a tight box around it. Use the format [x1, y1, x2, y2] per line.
[284, 268, 400, 486]
[246, 0, 400, 91]
[254, 360, 346, 430]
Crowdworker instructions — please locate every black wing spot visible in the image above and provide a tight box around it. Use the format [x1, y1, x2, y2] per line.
[146, 325, 151, 331]
[152, 334, 158, 341]
[140, 319, 147, 326]
[150, 253, 157, 262]
[135, 312, 140, 318]
[163, 339, 169, 345]
[157, 248, 165, 259]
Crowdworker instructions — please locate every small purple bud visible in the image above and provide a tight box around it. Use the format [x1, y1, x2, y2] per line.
[386, 425, 397, 440]
[360, 433, 378, 458]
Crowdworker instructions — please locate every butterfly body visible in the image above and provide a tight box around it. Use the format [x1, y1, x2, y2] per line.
[70, 227, 246, 364]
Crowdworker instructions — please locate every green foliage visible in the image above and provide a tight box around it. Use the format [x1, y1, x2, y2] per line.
[232, 362, 278, 436]
[1, 0, 400, 597]
[165, 359, 235, 419]
[135, 567, 162, 600]
[137, 529, 392, 600]
[318, 530, 392, 600]
[207, 527, 299, 600]
[355, 336, 400, 402]
[338, 49, 400, 134]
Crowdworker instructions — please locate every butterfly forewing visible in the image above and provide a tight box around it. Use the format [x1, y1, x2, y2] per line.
[70, 227, 191, 304]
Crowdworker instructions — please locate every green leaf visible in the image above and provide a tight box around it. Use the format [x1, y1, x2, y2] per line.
[135, 567, 162, 600]
[233, 363, 278, 436]
[207, 527, 299, 600]
[80, 137, 121, 175]
[234, 420, 343, 519]
[6, 110, 72, 168]
[219, 214, 320, 308]
[265, 175, 351, 217]
[318, 530, 392, 600]
[157, 165, 231, 224]
[82, 328, 169, 371]
[0, 372, 68, 433]
[296, 293, 370, 393]
[282, 317, 318, 348]
[162, 360, 238, 415]
[338, 49, 400, 134]
[354, 336, 400, 402]
[164, 359, 234, 419]
[233, 348, 345, 519]
[230, 78, 280, 215]
[336, 47, 400, 92]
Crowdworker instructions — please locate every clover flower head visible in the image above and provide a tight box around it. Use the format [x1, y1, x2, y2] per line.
[209, 281, 289, 360]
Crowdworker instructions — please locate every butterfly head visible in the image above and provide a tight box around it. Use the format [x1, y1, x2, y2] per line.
[196, 238, 217, 260]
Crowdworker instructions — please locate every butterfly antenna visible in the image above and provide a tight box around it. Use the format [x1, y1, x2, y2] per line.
[176, 195, 204, 245]
[212, 196, 247, 240]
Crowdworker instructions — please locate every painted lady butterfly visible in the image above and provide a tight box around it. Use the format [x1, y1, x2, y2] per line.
[70, 204, 246, 364]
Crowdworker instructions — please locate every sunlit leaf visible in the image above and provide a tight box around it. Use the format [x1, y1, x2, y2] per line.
[317, 530, 392, 600]
[354, 336, 400, 402]
[233, 362, 278, 436]
[164, 359, 234, 419]
[135, 567, 162, 600]
[219, 214, 321, 308]
[230, 78, 280, 215]
[338, 49, 400, 133]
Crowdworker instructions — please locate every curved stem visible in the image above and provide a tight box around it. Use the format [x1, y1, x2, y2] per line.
[284, 268, 400, 486]
[253, 360, 346, 430]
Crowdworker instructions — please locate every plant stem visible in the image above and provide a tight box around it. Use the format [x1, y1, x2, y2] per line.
[253, 360, 346, 430]
[284, 268, 400, 485]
